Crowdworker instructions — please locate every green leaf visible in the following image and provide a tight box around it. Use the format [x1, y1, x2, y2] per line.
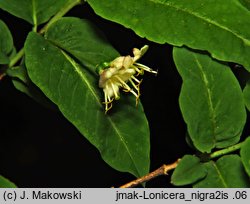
[0, 0, 77, 25]
[194, 155, 250, 187]
[239, 0, 250, 10]
[8, 47, 16, 61]
[171, 155, 207, 186]
[173, 47, 246, 153]
[0, 175, 17, 188]
[0, 19, 13, 64]
[7, 65, 29, 84]
[6, 65, 57, 110]
[44, 17, 119, 72]
[240, 136, 250, 176]
[88, 0, 250, 71]
[0, 53, 9, 64]
[24, 18, 150, 178]
[243, 80, 250, 111]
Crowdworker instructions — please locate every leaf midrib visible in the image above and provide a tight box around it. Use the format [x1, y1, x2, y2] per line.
[149, 0, 250, 46]
[60, 50, 140, 176]
[193, 54, 217, 145]
[212, 162, 228, 187]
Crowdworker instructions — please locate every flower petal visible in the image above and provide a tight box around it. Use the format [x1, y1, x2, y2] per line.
[133, 45, 149, 62]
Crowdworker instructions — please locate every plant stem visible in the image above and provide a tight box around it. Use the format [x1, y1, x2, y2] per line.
[209, 142, 243, 159]
[9, 48, 24, 68]
[39, 0, 82, 34]
[119, 159, 180, 188]
[8, 0, 82, 68]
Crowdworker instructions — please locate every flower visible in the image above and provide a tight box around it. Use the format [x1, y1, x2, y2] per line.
[96, 45, 157, 113]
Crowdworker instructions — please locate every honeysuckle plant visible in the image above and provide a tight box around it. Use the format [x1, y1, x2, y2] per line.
[1, 0, 250, 187]
[97, 45, 157, 113]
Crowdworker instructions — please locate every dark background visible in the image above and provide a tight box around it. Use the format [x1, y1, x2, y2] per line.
[1, 3, 246, 187]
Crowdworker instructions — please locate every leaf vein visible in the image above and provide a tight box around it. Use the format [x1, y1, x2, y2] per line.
[212, 162, 228, 187]
[150, 0, 250, 46]
[60, 50, 140, 176]
[193, 53, 217, 144]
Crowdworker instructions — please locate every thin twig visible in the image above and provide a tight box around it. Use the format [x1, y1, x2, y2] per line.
[119, 159, 181, 188]
[39, 0, 82, 34]
[8, 0, 83, 69]
[0, 73, 6, 80]
[209, 142, 243, 159]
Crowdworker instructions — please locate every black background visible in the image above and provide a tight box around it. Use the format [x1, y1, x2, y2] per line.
[0, 3, 247, 187]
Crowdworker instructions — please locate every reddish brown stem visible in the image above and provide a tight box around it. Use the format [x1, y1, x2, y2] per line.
[119, 159, 180, 188]
[0, 73, 6, 80]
